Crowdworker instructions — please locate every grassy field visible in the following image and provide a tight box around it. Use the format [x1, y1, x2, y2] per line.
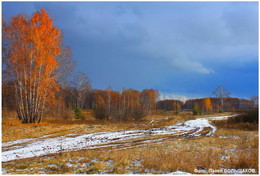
[2, 110, 258, 174]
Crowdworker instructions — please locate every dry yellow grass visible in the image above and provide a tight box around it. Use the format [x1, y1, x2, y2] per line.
[3, 126, 258, 174]
[2, 110, 258, 174]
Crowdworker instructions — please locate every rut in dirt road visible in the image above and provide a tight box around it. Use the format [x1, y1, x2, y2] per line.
[2, 114, 237, 162]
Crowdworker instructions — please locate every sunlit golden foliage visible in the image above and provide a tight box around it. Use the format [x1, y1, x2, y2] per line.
[6, 9, 61, 123]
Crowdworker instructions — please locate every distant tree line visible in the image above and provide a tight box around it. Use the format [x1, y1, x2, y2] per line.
[157, 97, 257, 114]
[156, 100, 183, 112]
[156, 86, 257, 114]
[3, 78, 257, 120]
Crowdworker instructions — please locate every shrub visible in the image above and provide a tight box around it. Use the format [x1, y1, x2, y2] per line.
[133, 107, 146, 121]
[93, 104, 147, 121]
[63, 111, 73, 120]
[228, 108, 258, 124]
[213, 108, 258, 130]
[192, 102, 201, 115]
[111, 110, 126, 121]
[93, 105, 109, 120]
[193, 107, 201, 115]
[74, 108, 82, 120]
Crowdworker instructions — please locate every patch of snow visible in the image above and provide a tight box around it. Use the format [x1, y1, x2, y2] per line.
[131, 160, 143, 167]
[219, 136, 239, 139]
[106, 161, 114, 167]
[220, 155, 230, 160]
[157, 170, 167, 174]
[183, 118, 216, 136]
[38, 171, 46, 174]
[224, 148, 236, 154]
[2, 132, 75, 148]
[66, 162, 74, 167]
[47, 164, 58, 168]
[144, 168, 167, 174]
[2, 138, 34, 148]
[98, 169, 113, 174]
[168, 171, 191, 174]
[91, 158, 100, 162]
[127, 172, 140, 174]
[144, 168, 156, 173]
[207, 114, 238, 121]
[81, 163, 91, 167]
[2, 170, 8, 174]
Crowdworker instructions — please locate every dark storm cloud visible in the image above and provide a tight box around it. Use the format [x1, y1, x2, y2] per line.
[3, 2, 258, 99]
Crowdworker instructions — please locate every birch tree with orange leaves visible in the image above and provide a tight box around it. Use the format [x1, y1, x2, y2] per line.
[6, 9, 61, 123]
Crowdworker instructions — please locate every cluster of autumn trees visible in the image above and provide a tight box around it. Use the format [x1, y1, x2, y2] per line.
[48, 86, 159, 121]
[50, 81, 158, 121]
[156, 100, 183, 112]
[91, 88, 158, 121]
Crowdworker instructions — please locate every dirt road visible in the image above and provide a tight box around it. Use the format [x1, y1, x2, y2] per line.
[2, 114, 237, 162]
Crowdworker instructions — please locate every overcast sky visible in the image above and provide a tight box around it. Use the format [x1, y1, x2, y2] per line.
[3, 1, 258, 101]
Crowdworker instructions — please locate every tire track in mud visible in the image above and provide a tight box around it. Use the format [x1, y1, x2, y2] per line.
[2, 115, 236, 162]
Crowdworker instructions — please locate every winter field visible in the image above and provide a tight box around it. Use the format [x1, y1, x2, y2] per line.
[2, 111, 258, 174]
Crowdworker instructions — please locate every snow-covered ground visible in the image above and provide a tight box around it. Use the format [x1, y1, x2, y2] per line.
[2, 114, 237, 162]
[207, 114, 238, 121]
[2, 133, 63, 148]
